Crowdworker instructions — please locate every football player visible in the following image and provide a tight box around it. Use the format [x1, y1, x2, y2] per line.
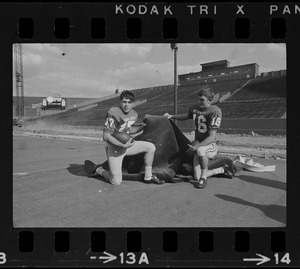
[95, 90, 165, 185]
[164, 88, 234, 189]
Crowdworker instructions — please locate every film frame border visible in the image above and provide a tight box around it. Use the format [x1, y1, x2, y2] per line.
[1, 1, 299, 267]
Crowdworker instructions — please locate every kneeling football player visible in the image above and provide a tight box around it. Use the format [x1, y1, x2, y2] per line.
[164, 88, 234, 189]
[95, 90, 164, 185]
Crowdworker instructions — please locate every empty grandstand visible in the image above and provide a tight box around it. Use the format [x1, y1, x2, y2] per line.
[218, 75, 286, 118]
[24, 60, 286, 135]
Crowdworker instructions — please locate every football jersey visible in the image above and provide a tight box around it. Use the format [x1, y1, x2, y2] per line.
[104, 107, 138, 133]
[187, 104, 222, 142]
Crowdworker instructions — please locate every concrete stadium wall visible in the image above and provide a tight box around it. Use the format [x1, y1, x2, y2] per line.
[179, 63, 258, 84]
[261, 70, 286, 78]
[178, 118, 286, 135]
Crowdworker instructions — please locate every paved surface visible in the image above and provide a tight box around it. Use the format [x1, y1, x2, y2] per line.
[13, 135, 286, 228]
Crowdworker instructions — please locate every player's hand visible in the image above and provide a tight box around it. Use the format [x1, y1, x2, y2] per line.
[130, 124, 144, 135]
[186, 144, 198, 155]
[164, 113, 173, 119]
[122, 139, 135, 148]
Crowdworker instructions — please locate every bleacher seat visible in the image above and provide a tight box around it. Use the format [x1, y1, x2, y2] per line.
[219, 76, 286, 118]
[36, 75, 286, 126]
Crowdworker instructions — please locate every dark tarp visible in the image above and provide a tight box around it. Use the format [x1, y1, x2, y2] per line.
[102, 115, 235, 182]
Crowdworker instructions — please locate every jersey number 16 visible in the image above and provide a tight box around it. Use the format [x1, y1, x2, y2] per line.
[196, 115, 221, 133]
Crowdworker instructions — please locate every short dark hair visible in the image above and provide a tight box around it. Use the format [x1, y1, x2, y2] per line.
[198, 88, 214, 101]
[120, 90, 135, 102]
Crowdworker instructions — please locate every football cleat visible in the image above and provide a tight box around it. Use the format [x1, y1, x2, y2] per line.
[195, 177, 207, 189]
[143, 175, 165, 184]
[84, 160, 99, 178]
[222, 164, 235, 179]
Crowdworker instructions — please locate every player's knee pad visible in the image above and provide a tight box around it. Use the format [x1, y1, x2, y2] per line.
[196, 146, 207, 157]
[110, 174, 122, 185]
[147, 142, 156, 153]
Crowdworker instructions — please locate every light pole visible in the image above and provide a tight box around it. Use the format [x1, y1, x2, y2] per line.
[156, 70, 161, 86]
[171, 43, 178, 124]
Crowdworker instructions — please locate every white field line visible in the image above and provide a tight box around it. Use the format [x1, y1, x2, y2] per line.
[14, 132, 103, 143]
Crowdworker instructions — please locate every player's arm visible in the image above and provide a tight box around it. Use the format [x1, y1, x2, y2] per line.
[164, 107, 194, 121]
[103, 129, 133, 148]
[164, 113, 189, 121]
[129, 123, 145, 135]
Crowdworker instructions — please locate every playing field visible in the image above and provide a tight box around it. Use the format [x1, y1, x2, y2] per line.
[13, 134, 286, 228]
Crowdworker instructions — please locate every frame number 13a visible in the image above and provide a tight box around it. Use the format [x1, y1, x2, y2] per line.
[120, 252, 149, 265]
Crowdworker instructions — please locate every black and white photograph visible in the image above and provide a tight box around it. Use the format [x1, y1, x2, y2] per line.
[13, 43, 286, 228]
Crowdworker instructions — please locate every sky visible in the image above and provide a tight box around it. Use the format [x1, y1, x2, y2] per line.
[13, 43, 286, 98]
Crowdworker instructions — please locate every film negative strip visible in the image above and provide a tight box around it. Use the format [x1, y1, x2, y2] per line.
[1, 1, 300, 267]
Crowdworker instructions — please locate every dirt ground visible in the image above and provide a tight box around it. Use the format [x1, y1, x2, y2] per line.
[13, 123, 286, 160]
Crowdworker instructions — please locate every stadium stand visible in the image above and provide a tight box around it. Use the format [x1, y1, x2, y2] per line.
[227, 76, 286, 101]
[33, 75, 285, 126]
[218, 76, 286, 119]
[132, 78, 251, 120]
[24, 59, 286, 134]
[218, 99, 286, 119]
